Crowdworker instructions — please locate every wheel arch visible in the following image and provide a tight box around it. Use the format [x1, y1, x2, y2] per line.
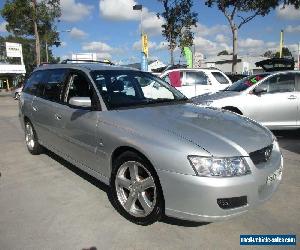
[111, 146, 155, 174]
[222, 106, 243, 115]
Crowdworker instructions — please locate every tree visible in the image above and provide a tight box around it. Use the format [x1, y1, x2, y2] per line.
[274, 47, 293, 58]
[262, 47, 293, 58]
[157, 0, 197, 65]
[284, 0, 300, 8]
[263, 50, 275, 58]
[205, 1, 279, 73]
[217, 50, 229, 56]
[1, 0, 61, 66]
[204, 0, 299, 73]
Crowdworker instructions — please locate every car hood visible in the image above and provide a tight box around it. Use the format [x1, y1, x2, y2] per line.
[111, 103, 273, 157]
[192, 91, 241, 104]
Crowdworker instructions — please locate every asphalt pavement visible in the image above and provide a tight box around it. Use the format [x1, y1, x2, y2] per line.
[0, 96, 299, 250]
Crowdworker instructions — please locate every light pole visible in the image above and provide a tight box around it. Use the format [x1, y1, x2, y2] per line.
[133, 4, 148, 71]
[45, 29, 70, 63]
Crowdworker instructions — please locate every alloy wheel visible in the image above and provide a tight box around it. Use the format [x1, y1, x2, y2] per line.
[115, 161, 157, 217]
[25, 123, 35, 150]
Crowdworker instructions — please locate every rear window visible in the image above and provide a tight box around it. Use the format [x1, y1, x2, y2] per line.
[211, 72, 229, 84]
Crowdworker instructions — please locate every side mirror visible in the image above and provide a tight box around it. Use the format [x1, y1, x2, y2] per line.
[69, 97, 91, 108]
[253, 85, 267, 95]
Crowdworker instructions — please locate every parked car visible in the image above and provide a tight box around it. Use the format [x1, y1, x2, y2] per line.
[192, 71, 300, 130]
[13, 85, 23, 99]
[226, 73, 248, 83]
[19, 62, 282, 225]
[160, 68, 232, 98]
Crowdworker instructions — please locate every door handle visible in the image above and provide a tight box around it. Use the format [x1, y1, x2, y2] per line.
[32, 106, 38, 112]
[54, 114, 62, 120]
[288, 95, 297, 100]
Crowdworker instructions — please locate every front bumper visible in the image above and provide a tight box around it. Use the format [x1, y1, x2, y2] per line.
[158, 148, 283, 222]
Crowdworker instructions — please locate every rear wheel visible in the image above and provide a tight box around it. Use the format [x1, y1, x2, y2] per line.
[110, 151, 163, 225]
[24, 121, 43, 155]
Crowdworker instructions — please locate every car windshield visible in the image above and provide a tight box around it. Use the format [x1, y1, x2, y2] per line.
[224, 74, 270, 92]
[91, 70, 188, 109]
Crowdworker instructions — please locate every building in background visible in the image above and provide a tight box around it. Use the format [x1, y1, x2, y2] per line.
[71, 53, 97, 62]
[0, 42, 26, 91]
[193, 52, 205, 68]
[203, 55, 269, 74]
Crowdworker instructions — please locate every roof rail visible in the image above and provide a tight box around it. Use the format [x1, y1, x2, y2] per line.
[60, 59, 114, 65]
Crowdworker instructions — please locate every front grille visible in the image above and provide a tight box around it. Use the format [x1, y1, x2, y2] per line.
[217, 196, 248, 209]
[249, 144, 273, 165]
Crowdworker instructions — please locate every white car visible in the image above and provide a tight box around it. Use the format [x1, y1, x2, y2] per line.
[192, 71, 300, 130]
[13, 86, 23, 100]
[160, 68, 232, 98]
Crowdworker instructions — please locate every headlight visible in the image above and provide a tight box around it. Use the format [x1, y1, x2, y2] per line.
[188, 156, 251, 177]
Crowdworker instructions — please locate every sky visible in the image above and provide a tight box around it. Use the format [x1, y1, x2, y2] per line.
[0, 0, 300, 65]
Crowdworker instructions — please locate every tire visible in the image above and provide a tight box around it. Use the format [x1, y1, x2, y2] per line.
[24, 121, 43, 155]
[110, 151, 164, 225]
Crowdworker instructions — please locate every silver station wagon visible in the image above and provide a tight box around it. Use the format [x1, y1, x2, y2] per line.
[19, 62, 283, 225]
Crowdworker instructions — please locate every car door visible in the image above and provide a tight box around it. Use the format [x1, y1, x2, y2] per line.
[56, 70, 104, 174]
[184, 71, 212, 97]
[31, 69, 69, 149]
[249, 72, 298, 128]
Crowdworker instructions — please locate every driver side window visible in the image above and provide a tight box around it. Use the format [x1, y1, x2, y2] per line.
[259, 74, 295, 93]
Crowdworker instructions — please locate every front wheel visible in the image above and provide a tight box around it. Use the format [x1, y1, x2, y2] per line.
[24, 121, 43, 155]
[110, 151, 164, 225]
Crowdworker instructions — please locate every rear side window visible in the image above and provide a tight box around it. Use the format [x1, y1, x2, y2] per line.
[42, 69, 68, 102]
[23, 71, 48, 95]
[259, 73, 295, 93]
[185, 71, 208, 85]
[212, 72, 229, 84]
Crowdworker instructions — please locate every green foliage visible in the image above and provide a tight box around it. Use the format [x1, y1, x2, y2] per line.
[274, 47, 293, 58]
[1, 0, 61, 46]
[205, 0, 278, 29]
[263, 47, 293, 59]
[284, 0, 300, 8]
[263, 50, 275, 58]
[217, 50, 230, 56]
[157, 0, 197, 63]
